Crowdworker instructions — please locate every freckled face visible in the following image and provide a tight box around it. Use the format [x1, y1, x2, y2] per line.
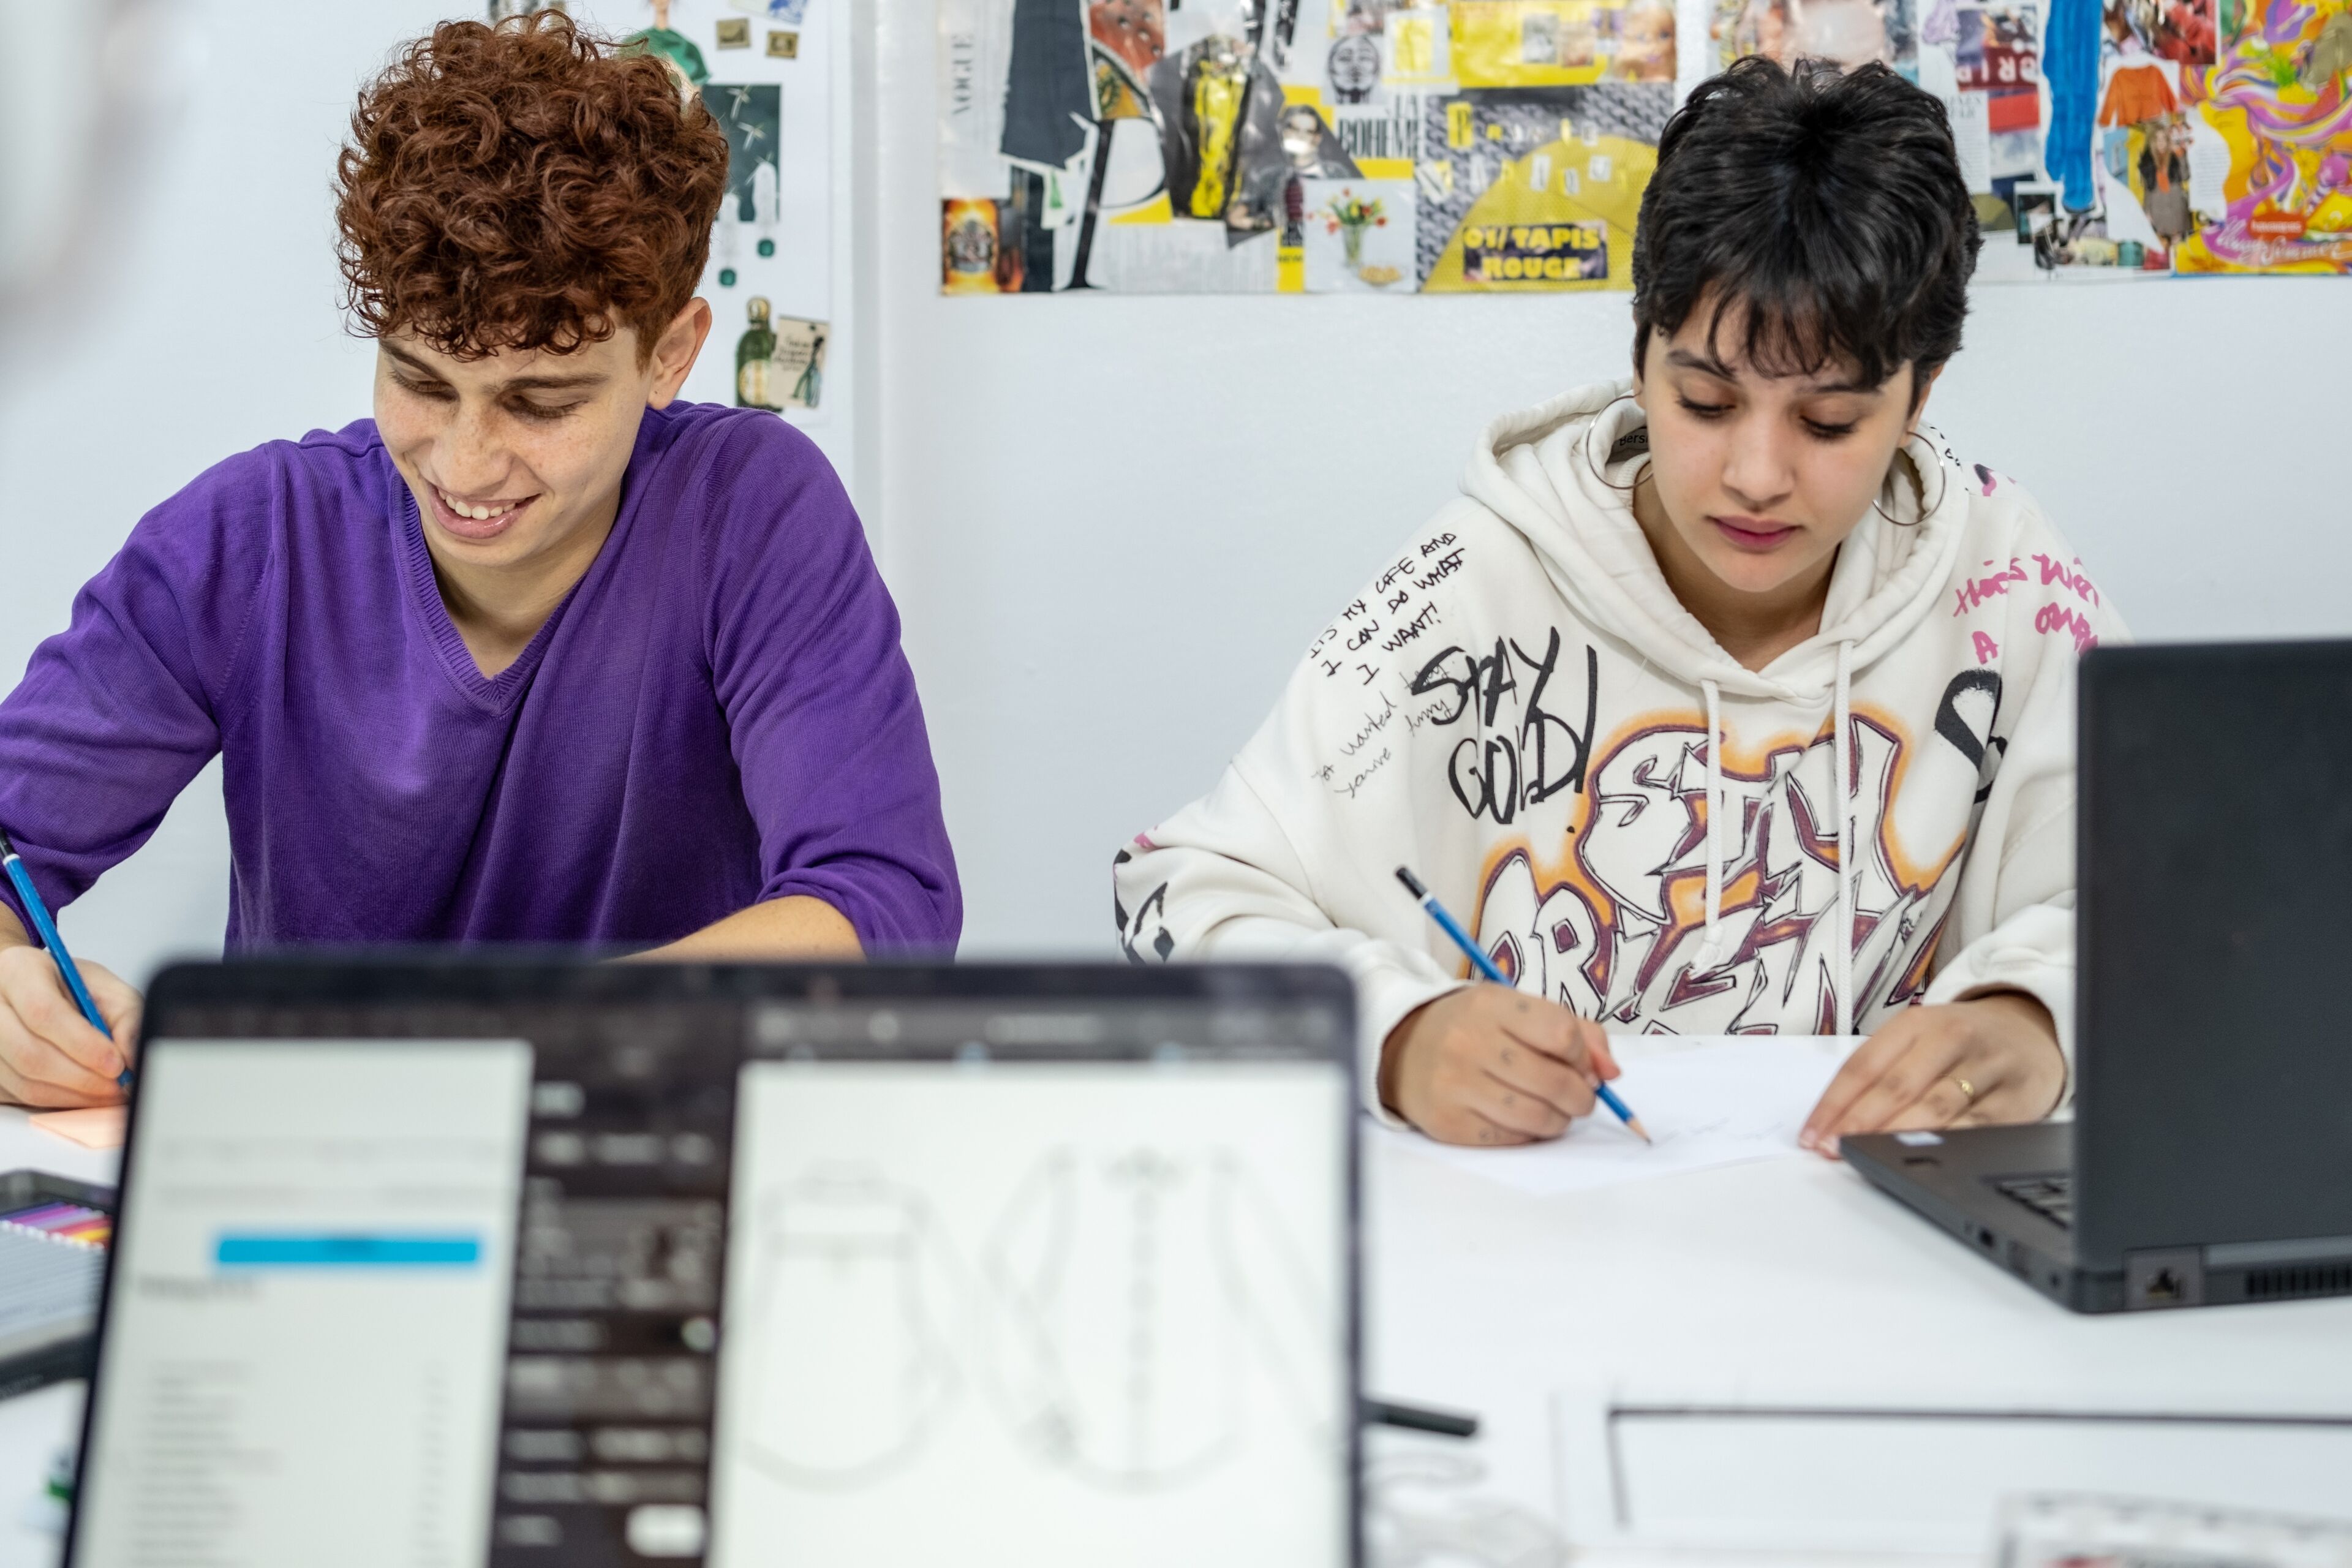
[1632, 299, 1928, 600]
[372, 328, 665, 575]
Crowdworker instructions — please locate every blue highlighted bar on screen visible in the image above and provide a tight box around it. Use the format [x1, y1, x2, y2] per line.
[215, 1234, 481, 1267]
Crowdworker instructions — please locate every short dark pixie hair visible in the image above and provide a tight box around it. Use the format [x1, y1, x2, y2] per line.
[1629, 56, 1980, 399]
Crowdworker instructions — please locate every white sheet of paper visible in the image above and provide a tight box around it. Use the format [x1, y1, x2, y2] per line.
[1370, 1036, 1854, 1196]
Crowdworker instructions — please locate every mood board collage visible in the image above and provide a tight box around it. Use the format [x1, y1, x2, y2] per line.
[528, 0, 840, 417]
[935, 0, 2352, 291]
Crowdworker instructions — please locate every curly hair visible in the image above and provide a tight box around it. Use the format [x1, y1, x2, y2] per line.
[335, 11, 729, 362]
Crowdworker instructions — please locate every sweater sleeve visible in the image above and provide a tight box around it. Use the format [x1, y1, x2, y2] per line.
[1114, 510, 1509, 1123]
[1920, 496, 2127, 1099]
[701, 418, 962, 952]
[1115, 767, 1465, 1126]
[0, 450, 273, 934]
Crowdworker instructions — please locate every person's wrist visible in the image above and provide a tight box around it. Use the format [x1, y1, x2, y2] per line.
[1964, 989, 2065, 1114]
[1377, 1006, 1421, 1116]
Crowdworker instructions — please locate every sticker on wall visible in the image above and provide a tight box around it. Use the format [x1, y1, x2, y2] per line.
[941, 198, 1028, 292]
[734, 299, 829, 410]
[624, 0, 713, 99]
[768, 315, 829, 409]
[710, 83, 783, 222]
[733, 0, 813, 21]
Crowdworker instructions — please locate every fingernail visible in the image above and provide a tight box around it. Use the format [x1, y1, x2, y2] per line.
[1797, 1129, 1817, 1151]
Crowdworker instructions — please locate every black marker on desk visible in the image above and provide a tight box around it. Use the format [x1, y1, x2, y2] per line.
[1365, 1398, 1480, 1439]
[0, 827, 131, 1090]
[1396, 865, 1647, 1143]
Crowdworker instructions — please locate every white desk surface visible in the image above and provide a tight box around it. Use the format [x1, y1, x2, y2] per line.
[9, 1069, 2352, 1567]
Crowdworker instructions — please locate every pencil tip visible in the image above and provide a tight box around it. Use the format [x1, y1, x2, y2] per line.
[1627, 1117, 1653, 1144]
[1395, 867, 1428, 898]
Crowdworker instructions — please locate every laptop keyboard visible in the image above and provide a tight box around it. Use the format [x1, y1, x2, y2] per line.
[1995, 1173, 2075, 1229]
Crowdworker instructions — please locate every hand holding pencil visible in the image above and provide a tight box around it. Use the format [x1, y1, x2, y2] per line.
[1382, 867, 1644, 1147]
[0, 828, 140, 1106]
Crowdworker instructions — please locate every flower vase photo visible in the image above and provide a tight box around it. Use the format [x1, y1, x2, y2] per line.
[1324, 189, 1387, 271]
[1302, 178, 1415, 292]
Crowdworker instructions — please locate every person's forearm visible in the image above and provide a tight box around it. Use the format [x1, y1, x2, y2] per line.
[0, 907, 28, 951]
[631, 895, 863, 962]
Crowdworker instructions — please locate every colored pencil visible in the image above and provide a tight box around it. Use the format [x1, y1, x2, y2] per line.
[1395, 865, 1648, 1143]
[0, 826, 131, 1091]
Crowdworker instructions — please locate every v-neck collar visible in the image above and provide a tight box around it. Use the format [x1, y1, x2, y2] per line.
[393, 464, 630, 715]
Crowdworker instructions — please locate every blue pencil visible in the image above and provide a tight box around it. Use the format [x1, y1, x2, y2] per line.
[0, 827, 131, 1091]
[1396, 865, 1647, 1142]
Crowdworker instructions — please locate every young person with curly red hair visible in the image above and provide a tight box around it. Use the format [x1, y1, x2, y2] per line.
[0, 13, 960, 1107]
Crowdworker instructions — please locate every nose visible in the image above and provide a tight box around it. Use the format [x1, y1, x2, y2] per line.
[434, 399, 514, 497]
[1719, 410, 1796, 514]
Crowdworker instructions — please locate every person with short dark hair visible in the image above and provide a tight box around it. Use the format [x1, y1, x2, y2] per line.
[1116, 58, 2120, 1151]
[0, 13, 960, 1108]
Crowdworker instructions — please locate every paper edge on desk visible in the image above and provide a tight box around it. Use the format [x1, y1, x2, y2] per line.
[28, 1106, 127, 1151]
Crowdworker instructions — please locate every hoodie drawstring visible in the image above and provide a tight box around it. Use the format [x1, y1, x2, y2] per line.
[1700, 643, 1860, 1036]
[1698, 677, 1725, 965]
[1833, 639, 1855, 1036]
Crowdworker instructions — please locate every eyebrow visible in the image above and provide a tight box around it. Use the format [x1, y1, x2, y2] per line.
[381, 342, 609, 394]
[1664, 347, 1882, 397]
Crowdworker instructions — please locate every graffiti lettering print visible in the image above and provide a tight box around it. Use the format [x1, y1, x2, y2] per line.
[1472, 674, 2005, 1035]
[1409, 628, 1600, 825]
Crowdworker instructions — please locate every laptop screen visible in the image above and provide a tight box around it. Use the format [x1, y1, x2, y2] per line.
[69, 966, 1356, 1568]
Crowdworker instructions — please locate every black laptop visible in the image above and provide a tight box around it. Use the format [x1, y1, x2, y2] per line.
[65, 960, 1359, 1566]
[1847, 641, 2352, 1313]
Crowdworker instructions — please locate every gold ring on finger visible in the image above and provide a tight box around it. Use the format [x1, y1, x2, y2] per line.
[1950, 1076, 1977, 1104]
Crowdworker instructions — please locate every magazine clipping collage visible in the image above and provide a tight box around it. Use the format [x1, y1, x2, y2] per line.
[936, 0, 2352, 291]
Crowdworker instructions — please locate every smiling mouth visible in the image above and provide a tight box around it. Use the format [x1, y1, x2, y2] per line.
[428, 484, 534, 537]
[1711, 515, 1799, 552]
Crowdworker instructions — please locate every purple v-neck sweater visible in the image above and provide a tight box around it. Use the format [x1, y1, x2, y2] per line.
[0, 403, 960, 952]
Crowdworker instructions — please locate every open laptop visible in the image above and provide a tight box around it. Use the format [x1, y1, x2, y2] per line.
[1847, 641, 2352, 1313]
[64, 960, 1359, 1566]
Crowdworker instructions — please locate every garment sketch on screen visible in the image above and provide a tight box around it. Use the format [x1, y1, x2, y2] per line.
[980, 1144, 1338, 1491]
[737, 1166, 970, 1490]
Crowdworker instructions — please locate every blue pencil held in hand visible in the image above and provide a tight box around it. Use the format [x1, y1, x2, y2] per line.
[1395, 865, 1648, 1143]
[0, 826, 132, 1091]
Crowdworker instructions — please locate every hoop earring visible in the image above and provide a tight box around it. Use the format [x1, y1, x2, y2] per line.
[1578, 392, 1651, 496]
[1871, 440, 1948, 527]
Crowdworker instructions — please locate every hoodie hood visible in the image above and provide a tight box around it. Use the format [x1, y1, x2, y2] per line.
[1459, 377, 1972, 703]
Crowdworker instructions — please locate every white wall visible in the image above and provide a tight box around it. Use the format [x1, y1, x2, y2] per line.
[6, 2, 2350, 985]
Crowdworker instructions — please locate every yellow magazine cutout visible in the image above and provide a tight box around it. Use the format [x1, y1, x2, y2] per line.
[1423, 132, 1654, 290]
[1453, 0, 1616, 87]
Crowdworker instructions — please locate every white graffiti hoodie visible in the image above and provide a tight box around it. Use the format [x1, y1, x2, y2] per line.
[1113, 380, 2127, 1119]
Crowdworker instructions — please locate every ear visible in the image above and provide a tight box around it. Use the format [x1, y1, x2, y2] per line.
[646, 299, 713, 409]
[1907, 360, 1947, 432]
[1630, 326, 1650, 410]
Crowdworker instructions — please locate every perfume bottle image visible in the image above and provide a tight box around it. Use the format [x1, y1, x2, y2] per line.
[737, 296, 781, 410]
